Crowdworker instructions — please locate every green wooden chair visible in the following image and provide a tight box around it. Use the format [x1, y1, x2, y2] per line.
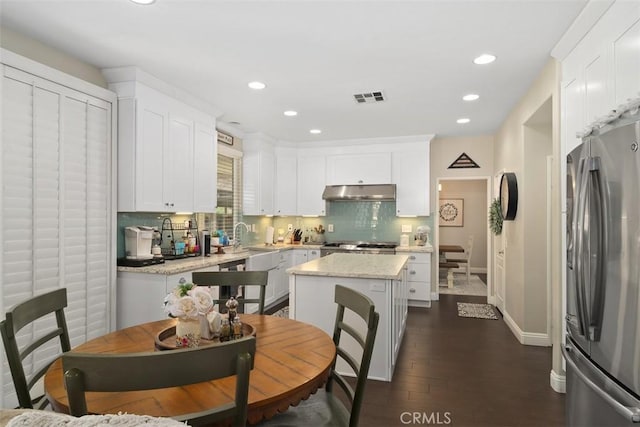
[62, 336, 256, 427]
[0, 288, 71, 409]
[191, 271, 269, 314]
[259, 284, 380, 427]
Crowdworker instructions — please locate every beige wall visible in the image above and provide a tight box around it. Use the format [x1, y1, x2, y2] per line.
[493, 58, 561, 347]
[430, 135, 494, 293]
[439, 180, 487, 271]
[0, 26, 107, 88]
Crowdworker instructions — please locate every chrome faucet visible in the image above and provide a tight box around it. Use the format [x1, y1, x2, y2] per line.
[232, 222, 250, 249]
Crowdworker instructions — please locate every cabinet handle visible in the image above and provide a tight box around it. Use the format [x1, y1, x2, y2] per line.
[409, 255, 416, 260]
[170, 203, 174, 207]
[409, 288, 416, 293]
[311, 251, 316, 255]
[358, 180, 363, 184]
[410, 270, 416, 275]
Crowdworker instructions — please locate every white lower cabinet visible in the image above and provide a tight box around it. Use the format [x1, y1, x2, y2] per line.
[290, 271, 407, 381]
[117, 272, 190, 329]
[292, 248, 321, 266]
[117, 266, 224, 330]
[405, 252, 431, 305]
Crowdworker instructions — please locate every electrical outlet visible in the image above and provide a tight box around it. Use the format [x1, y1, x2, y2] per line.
[328, 224, 334, 232]
[402, 224, 412, 233]
[287, 224, 293, 232]
[251, 224, 256, 232]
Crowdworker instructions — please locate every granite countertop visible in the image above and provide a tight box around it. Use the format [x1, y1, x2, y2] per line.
[117, 243, 324, 275]
[287, 253, 409, 280]
[395, 244, 434, 253]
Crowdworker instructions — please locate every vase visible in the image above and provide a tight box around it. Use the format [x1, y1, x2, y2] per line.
[175, 317, 201, 348]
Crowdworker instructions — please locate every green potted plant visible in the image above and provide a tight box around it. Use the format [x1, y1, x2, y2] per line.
[489, 198, 503, 235]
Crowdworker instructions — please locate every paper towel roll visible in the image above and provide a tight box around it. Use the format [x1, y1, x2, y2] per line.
[265, 226, 275, 244]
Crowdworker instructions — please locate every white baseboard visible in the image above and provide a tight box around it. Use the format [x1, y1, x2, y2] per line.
[503, 310, 551, 346]
[550, 369, 566, 393]
[409, 299, 431, 308]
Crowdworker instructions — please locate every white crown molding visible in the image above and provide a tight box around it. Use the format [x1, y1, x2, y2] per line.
[1, 48, 115, 101]
[551, 0, 615, 61]
[102, 66, 223, 118]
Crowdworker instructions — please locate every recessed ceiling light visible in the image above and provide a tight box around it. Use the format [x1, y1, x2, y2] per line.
[457, 118, 471, 124]
[130, 0, 155, 4]
[473, 54, 496, 65]
[248, 81, 266, 90]
[463, 94, 479, 101]
[310, 129, 322, 134]
[284, 110, 298, 117]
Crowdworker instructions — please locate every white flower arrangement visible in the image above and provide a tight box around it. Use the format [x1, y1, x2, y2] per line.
[164, 282, 213, 319]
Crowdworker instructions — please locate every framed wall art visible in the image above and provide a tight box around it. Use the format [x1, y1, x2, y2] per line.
[439, 198, 464, 227]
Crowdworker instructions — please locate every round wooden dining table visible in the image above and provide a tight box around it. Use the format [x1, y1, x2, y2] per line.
[44, 314, 336, 425]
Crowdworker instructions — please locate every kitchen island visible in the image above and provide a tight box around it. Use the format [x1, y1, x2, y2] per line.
[287, 253, 409, 381]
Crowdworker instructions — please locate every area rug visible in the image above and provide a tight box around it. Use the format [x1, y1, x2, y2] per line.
[457, 302, 498, 320]
[439, 274, 487, 296]
[271, 306, 289, 318]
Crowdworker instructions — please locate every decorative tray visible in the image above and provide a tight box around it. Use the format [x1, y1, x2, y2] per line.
[154, 323, 256, 351]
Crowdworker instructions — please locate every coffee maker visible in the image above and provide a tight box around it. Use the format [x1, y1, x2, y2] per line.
[415, 225, 431, 246]
[124, 226, 154, 259]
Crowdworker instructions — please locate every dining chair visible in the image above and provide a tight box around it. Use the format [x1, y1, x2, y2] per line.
[0, 288, 71, 409]
[191, 271, 269, 314]
[447, 235, 474, 285]
[258, 284, 379, 427]
[63, 336, 256, 427]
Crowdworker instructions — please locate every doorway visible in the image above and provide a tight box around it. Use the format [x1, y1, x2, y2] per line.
[435, 177, 491, 301]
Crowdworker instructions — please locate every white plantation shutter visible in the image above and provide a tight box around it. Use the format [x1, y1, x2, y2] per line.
[1, 62, 114, 407]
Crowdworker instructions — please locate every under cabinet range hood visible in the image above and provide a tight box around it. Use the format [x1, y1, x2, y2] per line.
[322, 184, 396, 201]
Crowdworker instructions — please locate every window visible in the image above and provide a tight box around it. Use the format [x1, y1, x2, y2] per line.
[216, 153, 242, 237]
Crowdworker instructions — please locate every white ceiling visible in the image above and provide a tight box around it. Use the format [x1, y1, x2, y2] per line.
[0, 0, 587, 143]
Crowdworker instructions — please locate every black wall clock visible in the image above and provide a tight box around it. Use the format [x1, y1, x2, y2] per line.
[500, 172, 518, 221]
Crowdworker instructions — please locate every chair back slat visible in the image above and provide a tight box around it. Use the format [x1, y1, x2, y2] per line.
[63, 337, 256, 427]
[331, 285, 380, 427]
[192, 271, 269, 314]
[0, 288, 71, 409]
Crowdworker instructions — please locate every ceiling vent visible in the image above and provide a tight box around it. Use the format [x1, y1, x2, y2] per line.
[353, 91, 385, 104]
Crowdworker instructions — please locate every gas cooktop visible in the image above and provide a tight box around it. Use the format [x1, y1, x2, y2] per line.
[321, 241, 397, 255]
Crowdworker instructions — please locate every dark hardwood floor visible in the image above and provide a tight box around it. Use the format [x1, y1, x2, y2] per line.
[356, 294, 565, 427]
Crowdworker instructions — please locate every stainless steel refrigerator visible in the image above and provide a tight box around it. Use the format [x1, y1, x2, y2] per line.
[565, 108, 640, 426]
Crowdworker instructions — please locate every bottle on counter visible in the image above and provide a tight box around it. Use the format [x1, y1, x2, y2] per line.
[220, 319, 230, 342]
[232, 316, 242, 339]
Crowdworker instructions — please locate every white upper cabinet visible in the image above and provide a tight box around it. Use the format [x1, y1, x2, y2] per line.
[613, 17, 640, 107]
[392, 146, 430, 216]
[584, 54, 608, 126]
[562, 76, 585, 155]
[326, 152, 391, 185]
[126, 97, 168, 211]
[297, 154, 326, 216]
[557, 2, 640, 157]
[166, 113, 195, 212]
[193, 123, 217, 213]
[243, 134, 275, 216]
[105, 68, 217, 213]
[274, 146, 297, 216]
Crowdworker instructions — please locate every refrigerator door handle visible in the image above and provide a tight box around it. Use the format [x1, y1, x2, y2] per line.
[574, 157, 591, 337]
[563, 344, 640, 423]
[588, 157, 607, 342]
